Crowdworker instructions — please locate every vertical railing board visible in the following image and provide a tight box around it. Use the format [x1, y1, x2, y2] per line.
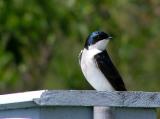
[94, 107, 156, 119]
[0, 108, 40, 119]
[112, 107, 156, 119]
[0, 107, 156, 119]
[40, 107, 93, 119]
[0, 107, 93, 119]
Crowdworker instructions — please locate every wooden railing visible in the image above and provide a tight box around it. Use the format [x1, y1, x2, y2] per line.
[0, 90, 159, 119]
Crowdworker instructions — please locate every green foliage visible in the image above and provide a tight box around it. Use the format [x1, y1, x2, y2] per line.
[0, 0, 160, 93]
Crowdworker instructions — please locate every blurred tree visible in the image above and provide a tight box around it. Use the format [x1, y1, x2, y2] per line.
[0, 0, 159, 94]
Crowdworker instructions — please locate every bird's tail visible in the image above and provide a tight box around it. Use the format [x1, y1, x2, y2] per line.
[94, 106, 114, 119]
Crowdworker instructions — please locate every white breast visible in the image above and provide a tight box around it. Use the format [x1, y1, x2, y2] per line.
[80, 49, 114, 91]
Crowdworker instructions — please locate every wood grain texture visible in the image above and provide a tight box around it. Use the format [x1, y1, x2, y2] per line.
[0, 90, 160, 110]
[35, 90, 160, 108]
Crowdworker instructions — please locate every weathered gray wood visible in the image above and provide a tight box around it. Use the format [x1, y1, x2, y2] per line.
[0, 90, 160, 110]
[0, 90, 158, 119]
[35, 90, 160, 108]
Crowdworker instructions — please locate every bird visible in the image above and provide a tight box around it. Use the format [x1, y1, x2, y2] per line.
[79, 31, 126, 91]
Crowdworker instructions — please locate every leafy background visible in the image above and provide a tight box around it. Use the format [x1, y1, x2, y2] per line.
[0, 0, 160, 116]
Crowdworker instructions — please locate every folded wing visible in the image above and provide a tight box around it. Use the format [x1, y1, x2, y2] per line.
[94, 50, 126, 91]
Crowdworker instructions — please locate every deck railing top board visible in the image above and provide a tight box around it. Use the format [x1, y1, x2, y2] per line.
[0, 90, 160, 110]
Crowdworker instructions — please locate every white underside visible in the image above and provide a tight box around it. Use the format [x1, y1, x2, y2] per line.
[80, 48, 114, 91]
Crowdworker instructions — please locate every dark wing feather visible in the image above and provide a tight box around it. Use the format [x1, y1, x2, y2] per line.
[94, 50, 127, 91]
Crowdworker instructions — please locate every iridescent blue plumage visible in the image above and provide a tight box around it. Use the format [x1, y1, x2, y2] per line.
[84, 31, 111, 49]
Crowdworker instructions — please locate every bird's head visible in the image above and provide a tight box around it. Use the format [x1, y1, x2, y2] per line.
[84, 31, 112, 50]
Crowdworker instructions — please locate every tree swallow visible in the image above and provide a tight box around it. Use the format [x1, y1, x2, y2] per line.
[79, 31, 126, 91]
